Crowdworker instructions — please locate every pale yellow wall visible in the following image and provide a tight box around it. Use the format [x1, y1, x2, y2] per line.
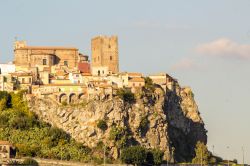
[128, 81, 145, 88]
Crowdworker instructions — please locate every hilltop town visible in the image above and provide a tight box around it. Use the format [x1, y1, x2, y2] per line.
[0, 35, 177, 104]
[0, 35, 212, 165]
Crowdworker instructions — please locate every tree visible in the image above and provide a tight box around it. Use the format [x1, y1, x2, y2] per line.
[192, 141, 211, 165]
[146, 149, 164, 165]
[144, 77, 155, 92]
[121, 146, 147, 166]
[0, 91, 11, 110]
[138, 116, 149, 135]
[0, 98, 7, 111]
[117, 88, 135, 103]
[97, 120, 108, 131]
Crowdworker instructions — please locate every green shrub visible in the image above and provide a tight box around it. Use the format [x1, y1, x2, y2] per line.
[97, 120, 108, 131]
[0, 91, 93, 162]
[121, 146, 147, 166]
[146, 149, 164, 165]
[0, 98, 7, 111]
[117, 88, 135, 103]
[138, 116, 149, 134]
[192, 141, 210, 164]
[144, 77, 155, 92]
[188, 91, 194, 98]
[0, 91, 11, 109]
[109, 126, 125, 141]
[22, 158, 39, 166]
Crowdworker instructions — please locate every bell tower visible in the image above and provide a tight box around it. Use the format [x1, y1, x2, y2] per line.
[91, 35, 119, 74]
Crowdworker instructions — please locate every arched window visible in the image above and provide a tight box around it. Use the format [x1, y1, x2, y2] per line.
[110, 56, 112, 61]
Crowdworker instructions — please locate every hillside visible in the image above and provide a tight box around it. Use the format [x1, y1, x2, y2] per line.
[0, 91, 95, 162]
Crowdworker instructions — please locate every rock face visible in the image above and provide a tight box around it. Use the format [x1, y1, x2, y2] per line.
[27, 83, 207, 162]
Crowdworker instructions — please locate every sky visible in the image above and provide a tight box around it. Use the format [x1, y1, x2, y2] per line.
[0, 0, 250, 163]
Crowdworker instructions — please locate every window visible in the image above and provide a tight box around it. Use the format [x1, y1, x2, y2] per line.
[108, 44, 111, 48]
[3, 77, 7, 82]
[22, 78, 25, 84]
[29, 78, 32, 83]
[110, 56, 112, 61]
[3, 146, 7, 153]
[43, 59, 47, 65]
[98, 70, 100, 76]
[64, 61, 68, 66]
[102, 70, 104, 74]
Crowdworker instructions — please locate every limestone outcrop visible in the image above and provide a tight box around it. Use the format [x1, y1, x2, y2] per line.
[27, 83, 207, 162]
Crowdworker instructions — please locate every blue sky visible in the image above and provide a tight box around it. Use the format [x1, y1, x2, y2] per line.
[1, 0, 250, 163]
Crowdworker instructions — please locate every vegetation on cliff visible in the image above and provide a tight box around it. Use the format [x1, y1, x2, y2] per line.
[0, 91, 92, 162]
[121, 146, 164, 166]
[0, 78, 220, 164]
[0, 90, 165, 165]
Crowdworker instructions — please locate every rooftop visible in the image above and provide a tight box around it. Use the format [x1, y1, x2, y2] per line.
[0, 140, 12, 145]
[15, 46, 78, 51]
[129, 77, 145, 82]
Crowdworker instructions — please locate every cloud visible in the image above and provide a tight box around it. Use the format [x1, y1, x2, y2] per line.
[196, 38, 250, 59]
[170, 58, 197, 71]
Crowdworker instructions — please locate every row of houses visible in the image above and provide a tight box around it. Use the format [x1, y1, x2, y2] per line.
[0, 62, 177, 104]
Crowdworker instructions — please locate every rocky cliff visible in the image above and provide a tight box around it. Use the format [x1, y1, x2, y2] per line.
[27, 83, 207, 162]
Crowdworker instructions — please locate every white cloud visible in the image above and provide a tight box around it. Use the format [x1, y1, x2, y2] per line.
[196, 38, 250, 59]
[170, 58, 197, 71]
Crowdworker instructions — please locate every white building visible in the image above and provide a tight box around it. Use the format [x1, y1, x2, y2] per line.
[107, 75, 123, 88]
[0, 63, 15, 74]
[119, 72, 143, 87]
[69, 72, 84, 84]
[91, 66, 109, 76]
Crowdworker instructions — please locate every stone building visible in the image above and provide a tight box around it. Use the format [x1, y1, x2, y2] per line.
[0, 141, 14, 160]
[14, 41, 80, 71]
[91, 35, 119, 75]
[149, 73, 178, 91]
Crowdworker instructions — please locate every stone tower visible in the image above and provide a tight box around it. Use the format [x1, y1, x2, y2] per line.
[91, 35, 119, 74]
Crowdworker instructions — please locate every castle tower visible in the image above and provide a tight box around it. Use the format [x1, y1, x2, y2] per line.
[91, 35, 119, 74]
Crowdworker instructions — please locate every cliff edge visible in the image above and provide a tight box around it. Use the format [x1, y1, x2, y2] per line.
[27, 81, 207, 162]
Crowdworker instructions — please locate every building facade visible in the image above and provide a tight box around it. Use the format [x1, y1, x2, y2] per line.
[14, 41, 79, 71]
[91, 35, 119, 74]
[0, 141, 14, 160]
[0, 63, 15, 74]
